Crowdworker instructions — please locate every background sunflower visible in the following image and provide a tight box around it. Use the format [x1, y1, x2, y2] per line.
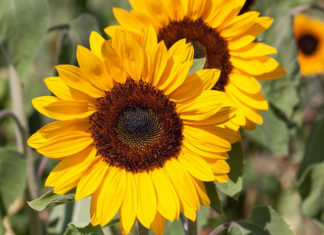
[106, 0, 286, 130]
[294, 13, 324, 76]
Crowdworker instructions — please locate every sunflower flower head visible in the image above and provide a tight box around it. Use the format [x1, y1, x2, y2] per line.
[294, 13, 324, 76]
[28, 27, 240, 235]
[106, 0, 286, 130]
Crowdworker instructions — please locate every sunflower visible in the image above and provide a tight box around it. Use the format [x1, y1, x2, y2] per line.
[106, 0, 286, 130]
[294, 13, 324, 76]
[28, 27, 240, 234]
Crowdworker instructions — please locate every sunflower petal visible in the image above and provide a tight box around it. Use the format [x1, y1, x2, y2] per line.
[98, 167, 126, 226]
[75, 160, 109, 201]
[152, 169, 180, 222]
[136, 172, 157, 228]
[56, 65, 103, 98]
[178, 151, 215, 181]
[120, 173, 137, 235]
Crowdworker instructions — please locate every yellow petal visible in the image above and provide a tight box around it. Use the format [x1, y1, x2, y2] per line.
[150, 213, 166, 235]
[111, 30, 144, 81]
[180, 200, 197, 221]
[165, 159, 200, 211]
[187, 0, 209, 20]
[157, 40, 193, 91]
[98, 167, 126, 226]
[183, 141, 229, 159]
[28, 119, 90, 150]
[191, 69, 221, 91]
[228, 35, 255, 50]
[56, 65, 103, 98]
[136, 172, 157, 228]
[209, 159, 230, 174]
[228, 73, 261, 94]
[183, 125, 232, 152]
[230, 43, 277, 58]
[32, 97, 95, 120]
[120, 173, 137, 235]
[215, 174, 229, 183]
[89, 31, 105, 59]
[112, 8, 147, 35]
[90, 186, 100, 226]
[44, 76, 93, 101]
[192, 178, 210, 206]
[230, 56, 265, 75]
[168, 69, 204, 103]
[75, 160, 109, 200]
[227, 83, 268, 110]
[178, 90, 227, 120]
[227, 91, 263, 124]
[152, 169, 180, 222]
[76, 45, 113, 91]
[256, 65, 286, 80]
[101, 40, 127, 84]
[45, 148, 97, 192]
[147, 42, 168, 86]
[178, 151, 215, 181]
[206, 0, 237, 28]
[221, 11, 260, 39]
[244, 16, 273, 36]
[36, 132, 93, 158]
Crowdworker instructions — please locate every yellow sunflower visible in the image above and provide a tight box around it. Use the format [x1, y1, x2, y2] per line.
[106, 0, 286, 130]
[294, 13, 324, 76]
[28, 27, 240, 234]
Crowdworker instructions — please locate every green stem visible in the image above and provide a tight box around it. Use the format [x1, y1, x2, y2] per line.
[7, 58, 42, 235]
[138, 221, 149, 235]
[187, 219, 197, 235]
[181, 214, 197, 235]
[0, 109, 25, 147]
[209, 221, 241, 235]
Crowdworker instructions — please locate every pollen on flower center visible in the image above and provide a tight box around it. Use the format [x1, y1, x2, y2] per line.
[116, 107, 162, 147]
[157, 17, 233, 91]
[298, 34, 319, 55]
[89, 79, 183, 172]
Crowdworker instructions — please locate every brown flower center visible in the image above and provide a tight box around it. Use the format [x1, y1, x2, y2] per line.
[298, 34, 319, 56]
[157, 17, 233, 91]
[89, 79, 183, 173]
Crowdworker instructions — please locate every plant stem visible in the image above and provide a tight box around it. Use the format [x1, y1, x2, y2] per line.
[138, 221, 149, 235]
[0, 109, 25, 147]
[8, 62, 42, 235]
[209, 221, 240, 235]
[181, 214, 197, 235]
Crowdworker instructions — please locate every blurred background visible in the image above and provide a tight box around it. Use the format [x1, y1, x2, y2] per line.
[1, 0, 324, 234]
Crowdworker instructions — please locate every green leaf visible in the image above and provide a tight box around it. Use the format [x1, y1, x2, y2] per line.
[216, 142, 244, 199]
[0, 148, 27, 214]
[298, 119, 324, 177]
[69, 14, 100, 47]
[64, 223, 104, 235]
[246, 107, 289, 155]
[55, 13, 101, 66]
[28, 190, 75, 211]
[298, 162, 324, 220]
[188, 58, 206, 75]
[1, 0, 49, 77]
[204, 182, 222, 214]
[228, 206, 293, 235]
